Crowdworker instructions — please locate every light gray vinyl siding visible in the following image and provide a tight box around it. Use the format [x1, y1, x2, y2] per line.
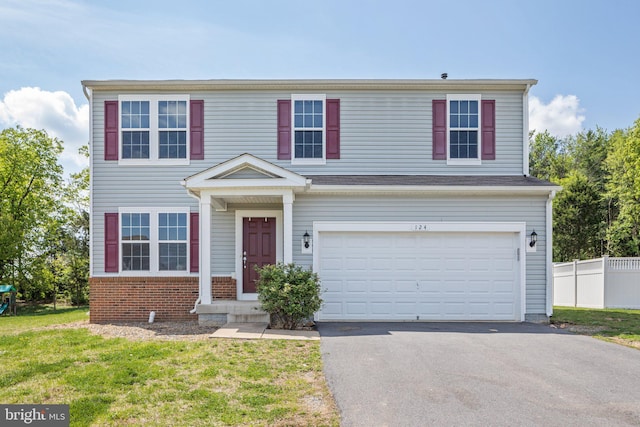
[92, 89, 525, 177]
[211, 209, 234, 275]
[291, 194, 548, 315]
[90, 88, 528, 274]
[195, 89, 524, 175]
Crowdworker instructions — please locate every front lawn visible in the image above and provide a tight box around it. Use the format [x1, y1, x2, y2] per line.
[0, 308, 338, 426]
[551, 306, 640, 349]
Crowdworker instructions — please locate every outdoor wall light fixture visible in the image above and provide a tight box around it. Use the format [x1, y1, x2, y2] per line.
[529, 230, 538, 247]
[303, 231, 310, 249]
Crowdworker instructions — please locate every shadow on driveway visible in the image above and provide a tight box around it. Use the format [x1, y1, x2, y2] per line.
[317, 321, 567, 337]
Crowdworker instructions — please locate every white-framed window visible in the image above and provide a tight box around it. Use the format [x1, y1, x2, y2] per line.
[119, 95, 190, 165]
[291, 94, 326, 165]
[118, 207, 190, 275]
[447, 94, 481, 165]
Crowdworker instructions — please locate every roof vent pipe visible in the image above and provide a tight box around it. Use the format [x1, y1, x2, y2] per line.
[441, 73, 448, 80]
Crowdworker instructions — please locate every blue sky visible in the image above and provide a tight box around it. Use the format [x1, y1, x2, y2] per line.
[1, 0, 639, 175]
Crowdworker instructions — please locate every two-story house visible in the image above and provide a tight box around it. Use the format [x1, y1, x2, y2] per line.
[82, 79, 559, 325]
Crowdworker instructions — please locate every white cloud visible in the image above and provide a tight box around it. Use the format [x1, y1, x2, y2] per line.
[529, 95, 585, 138]
[0, 87, 89, 175]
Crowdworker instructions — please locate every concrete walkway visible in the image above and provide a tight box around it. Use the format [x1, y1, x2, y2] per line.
[210, 322, 320, 340]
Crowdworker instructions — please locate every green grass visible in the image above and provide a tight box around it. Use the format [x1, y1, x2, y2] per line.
[551, 306, 640, 348]
[1, 304, 89, 332]
[0, 308, 339, 426]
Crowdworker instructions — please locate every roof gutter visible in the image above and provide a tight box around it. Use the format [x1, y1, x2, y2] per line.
[81, 78, 539, 92]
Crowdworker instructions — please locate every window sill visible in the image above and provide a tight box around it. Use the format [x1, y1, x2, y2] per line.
[291, 158, 327, 166]
[113, 271, 197, 277]
[446, 159, 482, 166]
[118, 159, 191, 166]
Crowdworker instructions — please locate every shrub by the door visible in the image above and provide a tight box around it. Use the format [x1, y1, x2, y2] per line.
[255, 263, 323, 330]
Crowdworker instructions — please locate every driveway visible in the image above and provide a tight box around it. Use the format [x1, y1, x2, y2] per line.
[318, 322, 640, 426]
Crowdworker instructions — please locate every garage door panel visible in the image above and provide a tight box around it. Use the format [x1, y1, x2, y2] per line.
[396, 280, 417, 293]
[345, 302, 367, 315]
[318, 231, 520, 321]
[320, 302, 343, 316]
[370, 280, 393, 293]
[321, 256, 343, 271]
[370, 302, 393, 314]
[323, 279, 344, 294]
[370, 257, 393, 270]
[343, 257, 368, 271]
[346, 280, 367, 293]
[396, 257, 418, 270]
[444, 258, 467, 272]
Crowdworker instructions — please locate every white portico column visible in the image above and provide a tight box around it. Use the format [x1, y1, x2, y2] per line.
[200, 193, 212, 304]
[283, 192, 294, 264]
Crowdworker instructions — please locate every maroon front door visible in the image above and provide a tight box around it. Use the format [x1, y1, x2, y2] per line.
[243, 217, 276, 293]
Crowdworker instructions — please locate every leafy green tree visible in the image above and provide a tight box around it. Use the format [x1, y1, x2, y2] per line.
[0, 126, 63, 296]
[606, 120, 640, 256]
[553, 172, 605, 261]
[529, 130, 570, 182]
[567, 127, 610, 191]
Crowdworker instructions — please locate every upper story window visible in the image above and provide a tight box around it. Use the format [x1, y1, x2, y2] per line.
[447, 94, 481, 165]
[119, 208, 189, 274]
[118, 95, 190, 165]
[292, 94, 326, 164]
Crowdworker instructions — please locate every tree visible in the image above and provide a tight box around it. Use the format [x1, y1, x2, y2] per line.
[606, 120, 640, 256]
[529, 130, 570, 182]
[553, 172, 605, 261]
[0, 126, 64, 296]
[567, 127, 610, 191]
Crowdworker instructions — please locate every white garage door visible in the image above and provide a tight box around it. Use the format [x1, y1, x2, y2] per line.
[317, 231, 521, 321]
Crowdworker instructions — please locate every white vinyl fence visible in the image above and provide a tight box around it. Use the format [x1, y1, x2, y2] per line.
[553, 256, 640, 309]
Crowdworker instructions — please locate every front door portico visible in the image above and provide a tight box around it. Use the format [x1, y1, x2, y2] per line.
[181, 154, 308, 305]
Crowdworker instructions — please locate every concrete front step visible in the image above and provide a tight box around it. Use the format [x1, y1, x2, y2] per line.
[196, 301, 270, 326]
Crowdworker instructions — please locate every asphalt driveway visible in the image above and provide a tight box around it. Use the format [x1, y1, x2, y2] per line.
[318, 322, 640, 426]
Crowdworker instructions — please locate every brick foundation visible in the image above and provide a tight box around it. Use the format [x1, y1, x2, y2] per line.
[90, 276, 238, 323]
[90, 277, 199, 323]
[212, 276, 237, 300]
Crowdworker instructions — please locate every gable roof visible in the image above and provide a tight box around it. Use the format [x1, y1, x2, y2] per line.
[181, 153, 309, 191]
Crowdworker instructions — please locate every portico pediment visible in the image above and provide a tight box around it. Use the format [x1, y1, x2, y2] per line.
[181, 153, 309, 193]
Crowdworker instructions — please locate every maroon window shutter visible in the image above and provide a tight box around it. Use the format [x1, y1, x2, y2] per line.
[326, 99, 340, 159]
[104, 213, 119, 272]
[481, 100, 496, 160]
[104, 101, 119, 160]
[432, 100, 447, 160]
[190, 100, 204, 160]
[190, 212, 199, 273]
[277, 100, 291, 160]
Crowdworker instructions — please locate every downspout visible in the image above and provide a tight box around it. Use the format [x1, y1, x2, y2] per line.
[523, 83, 532, 176]
[83, 84, 95, 280]
[185, 188, 202, 314]
[546, 190, 556, 318]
